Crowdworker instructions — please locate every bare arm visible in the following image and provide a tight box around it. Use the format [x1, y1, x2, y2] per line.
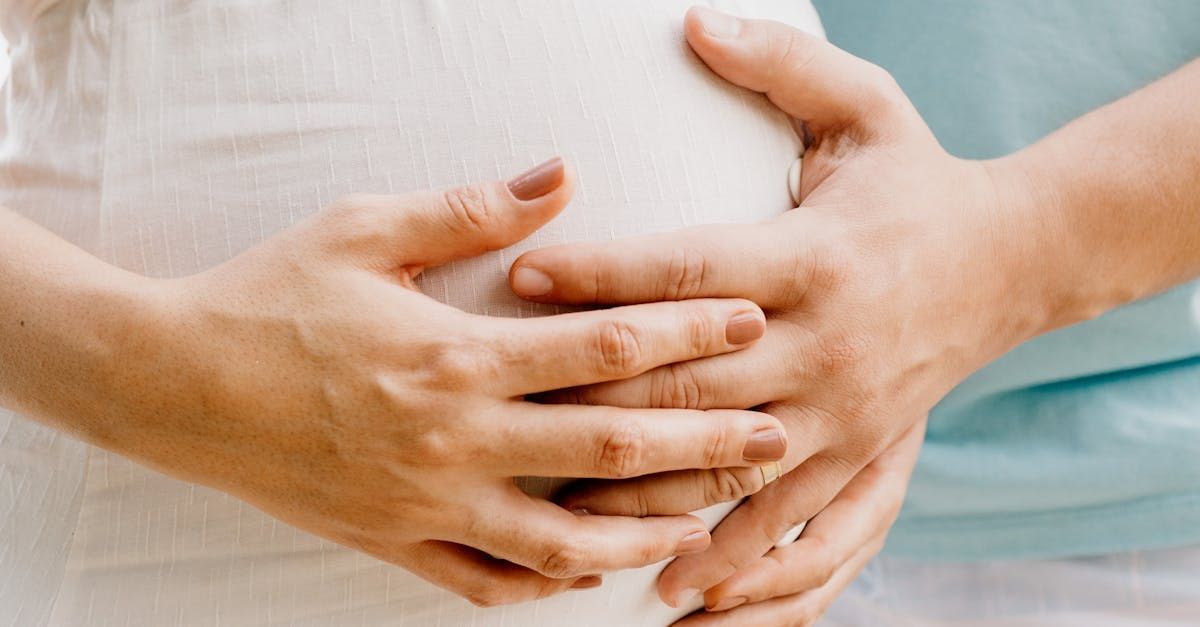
[1002, 57, 1200, 328]
[0, 209, 151, 435]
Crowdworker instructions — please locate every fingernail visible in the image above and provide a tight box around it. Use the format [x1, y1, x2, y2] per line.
[725, 311, 765, 345]
[571, 575, 603, 590]
[675, 530, 711, 555]
[693, 7, 742, 40]
[507, 156, 565, 201]
[671, 588, 700, 608]
[511, 266, 554, 296]
[708, 596, 748, 612]
[570, 507, 591, 516]
[743, 428, 787, 462]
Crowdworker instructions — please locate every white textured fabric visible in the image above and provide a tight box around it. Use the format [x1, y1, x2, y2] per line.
[0, 1, 817, 625]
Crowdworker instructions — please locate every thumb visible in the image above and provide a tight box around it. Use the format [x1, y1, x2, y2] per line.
[684, 7, 905, 133]
[322, 157, 574, 270]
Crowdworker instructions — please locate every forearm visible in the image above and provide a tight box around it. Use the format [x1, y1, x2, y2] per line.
[0, 207, 154, 439]
[997, 58, 1200, 332]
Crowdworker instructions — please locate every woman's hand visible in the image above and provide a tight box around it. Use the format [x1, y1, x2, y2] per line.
[673, 420, 925, 626]
[0, 158, 790, 607]
[508, 9, 1058, 613]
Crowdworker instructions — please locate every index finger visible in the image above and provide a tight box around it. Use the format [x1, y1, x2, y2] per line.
[509, 222, 803, 309]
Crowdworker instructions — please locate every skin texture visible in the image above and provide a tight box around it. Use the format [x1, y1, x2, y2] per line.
[510, 7, 1200, 624]
[0, 159, 794, 607]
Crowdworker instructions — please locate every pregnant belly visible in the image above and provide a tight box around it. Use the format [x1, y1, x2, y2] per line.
[55, 2, 818, 625]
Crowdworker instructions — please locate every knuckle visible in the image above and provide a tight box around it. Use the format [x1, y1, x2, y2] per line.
[442, 185, 498, 239]
[593, 320, 648, 377]
[373, 373, 459, 463]
[777, 242, 817, 309]
[861, 63, 907, 111]
[663, 246, 709, 300]
[805, 537, 840, 587]
[812, 330, 869, 381]
[704, 468, 757, 505]
[653, 364, 703, 409]
[806, 236, 857, 296]
[539, 541, 590, 579]
[772, 30, 817, 88]
[409, 428, 458, 465]
[632, 483, 653, 517]
[424, 334, 498, 391]
[596, 420, 648, 478]
[844, 62, 913, 131]
[700, 418, 731, 468]
[682, 308, 715, 355]
[587, 257, 610, 301]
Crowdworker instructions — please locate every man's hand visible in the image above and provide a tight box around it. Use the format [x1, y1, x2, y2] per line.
[672, 420, 925, 626]
[0, 157, 790, 607]
[509, 8, 1055, 617]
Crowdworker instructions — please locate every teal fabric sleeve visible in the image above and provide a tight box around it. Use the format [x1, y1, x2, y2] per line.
[811, 0, 1200, 560]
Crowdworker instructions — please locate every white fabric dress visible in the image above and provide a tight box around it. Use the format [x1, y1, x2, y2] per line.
[3, 1, 1199, 626]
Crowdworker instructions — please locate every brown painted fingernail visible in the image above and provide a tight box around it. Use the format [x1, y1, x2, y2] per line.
[511, 266, 553, 296]
[675, 530, 711, 555]
[743, 428, 786, 462]
[708, 596, 748, 612]
[725, 311, 765, 345]
[507, 157, 565, 201]
[571, 575, 603, 590]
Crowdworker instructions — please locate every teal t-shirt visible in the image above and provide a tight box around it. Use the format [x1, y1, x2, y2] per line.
[811, 0, 1200, 560]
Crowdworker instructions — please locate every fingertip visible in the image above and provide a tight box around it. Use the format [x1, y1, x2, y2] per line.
[676, 529, 712, 555]
[684, 6, 746, 76]
[701, 568, 748, 611]
[506, 156, 568, 202]
[499, 156, 576, 239]
[685, 6, 742, 44]
[570, 575, 603, 590]
[510, 264, 554, 298]
[508, 248, 568, 301]
[706, 594, 748, 613]
[657, 560, 693, 607]
[664, 586, 700, 610]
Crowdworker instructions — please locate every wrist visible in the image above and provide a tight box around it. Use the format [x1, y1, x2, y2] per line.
[6, 261, 175, 447]
[69, 273, 182, 447]
[980, 150, 1125, 341]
